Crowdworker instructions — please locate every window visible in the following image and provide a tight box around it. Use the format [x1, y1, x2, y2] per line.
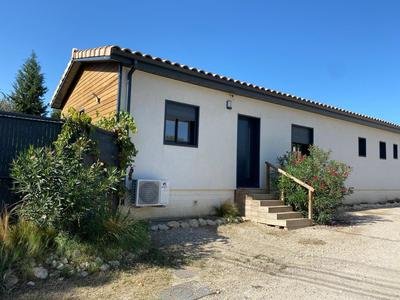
[379, 141, 386, 159]
[358, 137, 366, 157]
[291, 124, 314, 155]
[164, 100, 199, 146]
[394, 144, 398, 159]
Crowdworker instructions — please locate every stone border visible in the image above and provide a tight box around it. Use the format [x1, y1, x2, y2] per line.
[150, 217, 244, 231]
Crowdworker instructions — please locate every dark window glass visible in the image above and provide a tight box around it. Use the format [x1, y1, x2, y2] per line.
[291, 125, 314, 155]
[379, 141, 386, 159]
[164, 100, 199, 146]
[358, 137, 366, 157]
[165, 120, 176, 142]
[394, 144, 398, 159]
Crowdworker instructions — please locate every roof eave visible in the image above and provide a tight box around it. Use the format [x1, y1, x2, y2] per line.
[51, 46, 400, 134]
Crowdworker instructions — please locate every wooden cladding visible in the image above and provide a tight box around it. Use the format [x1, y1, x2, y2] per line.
[61, 62, 119, 121]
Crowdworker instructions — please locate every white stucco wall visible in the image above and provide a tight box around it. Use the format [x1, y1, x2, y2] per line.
[125, 70, 400, 219]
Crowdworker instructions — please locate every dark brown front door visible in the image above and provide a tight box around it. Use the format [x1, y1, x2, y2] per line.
[236, 115, 260, 188]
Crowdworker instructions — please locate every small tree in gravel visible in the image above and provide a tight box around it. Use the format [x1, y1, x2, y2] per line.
[10, 52, 47, 116]
[278, 146, 352, 224]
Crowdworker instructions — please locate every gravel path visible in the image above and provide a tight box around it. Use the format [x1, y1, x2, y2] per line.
[10, 206, 400, 299]
[153, 206, 400, 299]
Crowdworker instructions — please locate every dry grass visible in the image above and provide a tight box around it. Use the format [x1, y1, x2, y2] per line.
[10, 265, 172, 300]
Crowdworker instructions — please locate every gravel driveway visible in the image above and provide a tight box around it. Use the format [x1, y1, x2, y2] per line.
[11, 206, 400, 299]
[153, 206, 400, 300]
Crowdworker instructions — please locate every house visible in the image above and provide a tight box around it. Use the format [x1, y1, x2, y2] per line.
[51, 45, 400, 222]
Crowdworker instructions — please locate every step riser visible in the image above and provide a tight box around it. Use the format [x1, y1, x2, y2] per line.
[251, 194, 277, 200]
[250, 217, 312, 228]
[259, 200, 284, 206]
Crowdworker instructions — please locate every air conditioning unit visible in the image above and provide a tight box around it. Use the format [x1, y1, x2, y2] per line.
[132, 179, 169, 207]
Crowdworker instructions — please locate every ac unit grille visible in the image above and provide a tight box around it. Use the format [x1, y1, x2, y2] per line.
[137, 181, 160, 205]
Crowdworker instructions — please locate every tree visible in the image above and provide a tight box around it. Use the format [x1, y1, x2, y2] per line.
[0, 92, 14, 112]
[10, 52, 47, 116]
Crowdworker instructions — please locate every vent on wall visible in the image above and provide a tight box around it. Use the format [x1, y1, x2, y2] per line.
[132, 179, 169, 207]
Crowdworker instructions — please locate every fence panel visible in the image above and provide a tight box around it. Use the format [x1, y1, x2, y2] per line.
[0, 110, 118, 207]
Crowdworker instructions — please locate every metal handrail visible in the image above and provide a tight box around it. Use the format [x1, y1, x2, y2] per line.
[265, 161, 314, 220]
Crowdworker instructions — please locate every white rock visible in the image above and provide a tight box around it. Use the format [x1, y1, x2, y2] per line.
[150, 225, 159, 231]
[56, 263, 64, 270]
[198, 218, 207, 226]
[158, 224, 169, 231]
[95, 257, 103, 264]
[215, 218, 224, 226]
[51, 260, 58, 268]
[180, 221, 190, 228]
[4, 273, 18, 288]
[80, 271, 89, 277]
[206, 219, 216, 226]
[33, 267, 48, 279]
[100, 264, 110, 271]
[62, 258, 68, 264]
[58, 277, 64, 281]
[109, 260, 120, 268]
[167, 221, 180, 228]
[189, 219, 199, 227]
[27, 281, 35, 286]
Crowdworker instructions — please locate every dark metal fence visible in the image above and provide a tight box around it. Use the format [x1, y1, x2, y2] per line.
[0, 110, 118, 207]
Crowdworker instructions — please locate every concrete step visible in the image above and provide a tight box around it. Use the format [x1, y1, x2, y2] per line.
[261, 205, 293, 213]
[238, 188, 267, 194]
[259, 200, 284, 206]
[271, 211, 303, 220]
[256, 217, 312, 229]
[250, 193, 277, 200]
[285, 218, 312, 229]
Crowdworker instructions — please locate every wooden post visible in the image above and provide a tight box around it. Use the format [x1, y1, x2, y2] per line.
[308, 190, 313, 220]
[266, 163, 270, 193]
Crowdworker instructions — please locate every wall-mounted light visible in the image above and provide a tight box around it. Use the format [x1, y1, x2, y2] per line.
[226, 99, 232, 110]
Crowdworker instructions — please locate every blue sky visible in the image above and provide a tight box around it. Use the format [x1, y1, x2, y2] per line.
[1, 0, 399, 122]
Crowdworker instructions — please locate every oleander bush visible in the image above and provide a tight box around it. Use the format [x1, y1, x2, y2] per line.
[278, 146, 352, 224]
[1, 109, 149, 291]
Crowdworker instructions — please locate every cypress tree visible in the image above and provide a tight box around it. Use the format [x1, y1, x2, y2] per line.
[10, 52, 47, 116]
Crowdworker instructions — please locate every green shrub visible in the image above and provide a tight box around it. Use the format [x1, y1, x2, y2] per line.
[11, 146, 120, 233]
[5, 220, 56, 259]
[278, 146, 352, 224]
[215, 202, 239, 218]
[101, 212, 150, 252]
[96, 111, 138, 171]
[0, 242, 17, 291]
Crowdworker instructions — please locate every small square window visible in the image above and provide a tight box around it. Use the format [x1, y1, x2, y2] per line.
[358, 137, 366, 157]
[379, 141, 386, 159]
[393, 144, 398, 159]
[291, 124, 314, 155]
[164, 100, 199, 147]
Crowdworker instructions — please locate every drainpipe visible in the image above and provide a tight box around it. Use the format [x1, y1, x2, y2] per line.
[125, 60, 137, 190]
[116, 64, 123, 115]
[126, 59, 138, 114]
